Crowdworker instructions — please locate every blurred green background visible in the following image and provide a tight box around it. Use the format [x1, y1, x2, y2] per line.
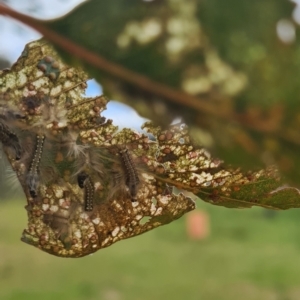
[2, 198, 300, 300]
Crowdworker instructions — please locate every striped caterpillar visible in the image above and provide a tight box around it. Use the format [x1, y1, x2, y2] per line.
[26, 134, 45, 198]
[117, 148, 140, 202]
[77, 172, 94, 211]
[73, 147, 107, 211]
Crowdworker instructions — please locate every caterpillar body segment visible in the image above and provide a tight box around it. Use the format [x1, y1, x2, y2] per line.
[26, 134, 45, 198]
[77, 172, 94, 211]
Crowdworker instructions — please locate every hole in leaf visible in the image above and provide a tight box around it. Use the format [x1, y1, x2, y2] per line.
[179, 138, 185, 144]
[139, 216, 151, 225]
[151, 197, 157, 205]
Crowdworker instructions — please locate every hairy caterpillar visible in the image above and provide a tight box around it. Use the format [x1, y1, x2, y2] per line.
[0, 145, 23, 199]
[73, 147, 109, 210]
[26, 134, 45, 197]
[77, 172, 94, 211]
[84, 177, 94, 211]
[0, 121, 22, 160]
[118, 148, 140, 202]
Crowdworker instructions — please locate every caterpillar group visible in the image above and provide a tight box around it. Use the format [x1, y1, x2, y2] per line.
[75, 146, 141, 208]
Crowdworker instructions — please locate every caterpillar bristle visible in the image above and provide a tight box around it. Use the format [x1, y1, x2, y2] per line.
[74, 147, 104, 179]
[0, 120, 22, 160]
[61, 131, 89, 158]
[0, 100, 24, 120]
[0, 146, 22, 197]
